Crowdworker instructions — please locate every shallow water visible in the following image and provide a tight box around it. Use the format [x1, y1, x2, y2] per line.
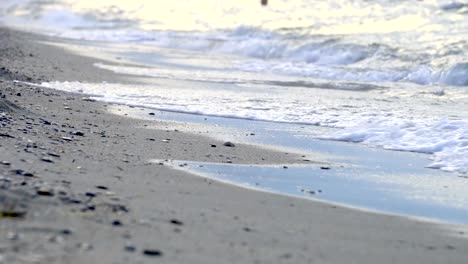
[168, 160, 468, 224]
[138, 109, 468, 224]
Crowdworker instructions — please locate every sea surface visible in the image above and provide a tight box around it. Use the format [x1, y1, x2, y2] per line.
[1, 0, 467, 176]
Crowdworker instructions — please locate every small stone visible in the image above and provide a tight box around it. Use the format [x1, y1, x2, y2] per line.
[0, 211, 26, 218]
[1, 161, 10, 166]
[13, 169, 23, 175]
[320, 166, 331, 170]
[210, 144, 217, 148]
[142, 249, 163, 257]
[112, 220, 123, 226]
[23, 172, 34, 177]
[60, 197, 82, 204]
[301, 189, 315, 195]
[283, 166, 288, 169]
[41, 157, 54, 163]
[71, 131, 84, 136]
[169, 219, 184, 226]
[243, 227, 252, 232]
[0, 133, 15, 138]
[37, 187, 54, 196]
[61, 229, 72, 235]
[223, 141, 235, 147]
[124, 243, 136, 252]
[47, 152, 61, 157]
[96, 185, 109, 190]
[61, 137, 73, 141]
[85, 192, 96, 198]
[148, 113, 155, 116]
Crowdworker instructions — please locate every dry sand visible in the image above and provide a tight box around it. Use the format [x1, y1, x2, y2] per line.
[1, 27, 468, 263]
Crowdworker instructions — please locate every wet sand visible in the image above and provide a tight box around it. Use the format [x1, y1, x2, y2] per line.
[1, 27, 468, 263]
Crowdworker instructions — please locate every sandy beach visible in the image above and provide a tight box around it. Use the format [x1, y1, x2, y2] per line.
[1, 27, 468, 263]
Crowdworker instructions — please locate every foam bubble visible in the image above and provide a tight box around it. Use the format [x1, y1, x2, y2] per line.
[326, 118, 468, 174]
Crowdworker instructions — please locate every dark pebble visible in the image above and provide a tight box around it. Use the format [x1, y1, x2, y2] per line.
[223, 141, 235, 147]
[85, 192, 96, 198]
[320, 166, 331, 170]
[13, 169, 24, 175]
[0, 133, 15, 138]
[37, 189, 54, 196]
[71, 131, 84, 136]
[96, 185, 109, 190]
[41, 157, 54, 163]
[142, 249, 163, 257]
[61, 229, 72, 235]
[148, 113, 155, 116]
[169, 219, 184, 226]
[47, 152, 61, 157]
[112, 220, 123, 226]
[0, 211, 26, 219]
[60, 197, 82, 204]
[301, 189, 315, 195]
[1, 161, 11, 166]
[243, 227, 252, 232]
[210, 144, 217, 148]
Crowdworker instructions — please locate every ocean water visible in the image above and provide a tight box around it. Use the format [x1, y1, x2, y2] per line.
[1, 0, 468, 174]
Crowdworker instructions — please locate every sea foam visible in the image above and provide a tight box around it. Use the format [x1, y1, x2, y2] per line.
[326, 118, 468, 174]
[39, 78, 468, 175]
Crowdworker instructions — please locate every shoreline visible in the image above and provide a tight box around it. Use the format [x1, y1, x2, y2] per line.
[1, 26, 468, 263]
